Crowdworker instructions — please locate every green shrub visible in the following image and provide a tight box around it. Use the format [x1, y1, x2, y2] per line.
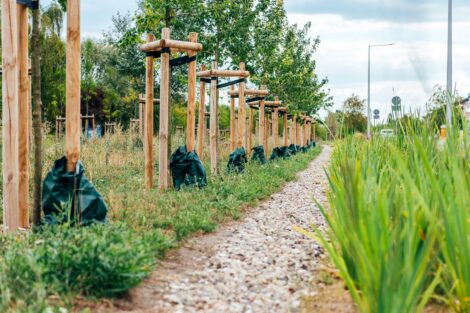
[0, 223, 167, 311]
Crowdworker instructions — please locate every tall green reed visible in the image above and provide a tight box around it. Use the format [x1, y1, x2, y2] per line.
[299, 114, 469, 312]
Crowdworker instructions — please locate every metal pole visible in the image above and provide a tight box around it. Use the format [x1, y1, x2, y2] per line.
[446, 0, 453, 127]
[367, 45, 371, 139]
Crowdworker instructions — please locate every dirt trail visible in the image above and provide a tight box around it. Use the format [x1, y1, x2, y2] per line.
[97, 146, 333, 313]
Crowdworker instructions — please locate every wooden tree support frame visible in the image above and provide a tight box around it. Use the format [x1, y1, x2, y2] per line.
[138, 94, 159, 139]
[142, 28, 201, 190]
[197, 62, 250, 176]
[56, 115, 96, 139]
[245, 86, 273, 158]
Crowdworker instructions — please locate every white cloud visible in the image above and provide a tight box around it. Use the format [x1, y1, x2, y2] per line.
[287, 12, 470, 118]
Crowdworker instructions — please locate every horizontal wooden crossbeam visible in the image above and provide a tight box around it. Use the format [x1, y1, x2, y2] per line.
[197, 69, 250, 78]
[139, 95, 160, 104]
[140, 39, 203, 53]
[247, 100, 282, 106]
[228, 89, 269, 97]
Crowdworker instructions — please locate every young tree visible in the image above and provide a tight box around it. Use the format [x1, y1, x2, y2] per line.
[32, 4, 43, 225]
[342, 94, 367, 134]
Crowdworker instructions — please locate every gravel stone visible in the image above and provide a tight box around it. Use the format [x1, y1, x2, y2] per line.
[110, 146, 332, 313]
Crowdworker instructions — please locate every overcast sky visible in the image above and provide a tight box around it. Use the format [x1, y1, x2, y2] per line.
[42, 0, 470, 119]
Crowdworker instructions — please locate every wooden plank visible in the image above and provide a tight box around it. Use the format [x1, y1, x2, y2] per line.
[272, 97, 279, 149]
[229, 85, 236, 151]
[228, 89, 269, 97]
[197, 69, 250, 78]
[140, 38, 203, 53]
[65, 0, 81, 173]
[145, 34, 155, 190]
[209, 62, 219, 175]
[159, 29, 170, 190]
[18, 3, 29, 228]
[186, 32, 198, 152]
[2, 0, 20, 233]
[197, 65, 206, 160]
[237, 63, 246, 149]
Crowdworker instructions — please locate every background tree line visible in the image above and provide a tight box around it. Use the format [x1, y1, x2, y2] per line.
[1, 0, 331, 131]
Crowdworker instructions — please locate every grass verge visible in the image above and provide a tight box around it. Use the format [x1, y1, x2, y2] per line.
[0, 131, 322, 312]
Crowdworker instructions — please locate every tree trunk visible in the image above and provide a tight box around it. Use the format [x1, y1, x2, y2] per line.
[32, 8, 43, 226]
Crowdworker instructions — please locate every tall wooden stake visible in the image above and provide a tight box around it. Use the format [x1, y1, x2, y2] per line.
[259, 98, 265, 151]
[18, 3, 29, 228]
[248, 108, 253, 155]
[209, 62, 219, 175]
[197, 65, 206, 159]
[237, 63, 246, 149]
[186, 32, 198, 152]
[145, 34, 155, 190]
[264, 114, 269, 158]
[229, 85, 236, 151]
[272, 97, 279, 149]
[159, 29, 170, 190]
[66, 0, 81, 173]
[313, 122, 316, 142]
[283, 113, 288, 146]
[2, 0, 20, 233]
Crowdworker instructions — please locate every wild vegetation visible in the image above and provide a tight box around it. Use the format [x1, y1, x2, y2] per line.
[0, 130, 321, 311]
[299, 112, 469, 312]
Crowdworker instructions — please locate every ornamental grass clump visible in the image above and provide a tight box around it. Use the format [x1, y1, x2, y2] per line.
[300, 118, 469, 313]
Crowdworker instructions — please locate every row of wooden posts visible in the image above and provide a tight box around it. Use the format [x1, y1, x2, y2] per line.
[2, 0, 83, 233]
[139, 28, 316, 192]
[1, 0, 315, 233]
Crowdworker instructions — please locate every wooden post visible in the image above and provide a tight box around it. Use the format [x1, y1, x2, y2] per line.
[3, 0, 20, 233]
[245, 117, 249, 150]
[255, 118, 259, 145]
[145, 34, 155, 190]
[313, 122, 316, 142]
[197, 65, 206, 159]
[138, 94, 144, 138]
[296, 120, 302, 146]
[159, 29, 170, 190]
[18, 3, 30, 228]
[237, 63, 246, 149]
[65, 0, 81, 173]
[259, 99, 265, 150]
[248, 108, 253, 155]
[272, 97, 279, 148]
[264, 114, 269, 158]
[229, 85, 236, 151]
[283, 113, 288, 146]
[292, 117, 297, 146]
[186, 32, 197, 152]
[209, 62, 219, 175]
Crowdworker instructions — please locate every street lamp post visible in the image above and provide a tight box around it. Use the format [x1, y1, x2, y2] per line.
[446, 0, 453, 127]
[367, 43, 395, 139]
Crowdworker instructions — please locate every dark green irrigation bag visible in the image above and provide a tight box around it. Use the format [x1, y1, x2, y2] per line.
[251, 145, 266, 164]
[288, 144, 299, 155]
[310, 141, 316, 148]
[170, 145, 207, 190]
[270, 146, 291, 161]
[42, 157, 108, 225]
[227, 147, 248, 173]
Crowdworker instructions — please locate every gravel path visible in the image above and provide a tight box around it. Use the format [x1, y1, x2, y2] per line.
[109, 146, 332, 313]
